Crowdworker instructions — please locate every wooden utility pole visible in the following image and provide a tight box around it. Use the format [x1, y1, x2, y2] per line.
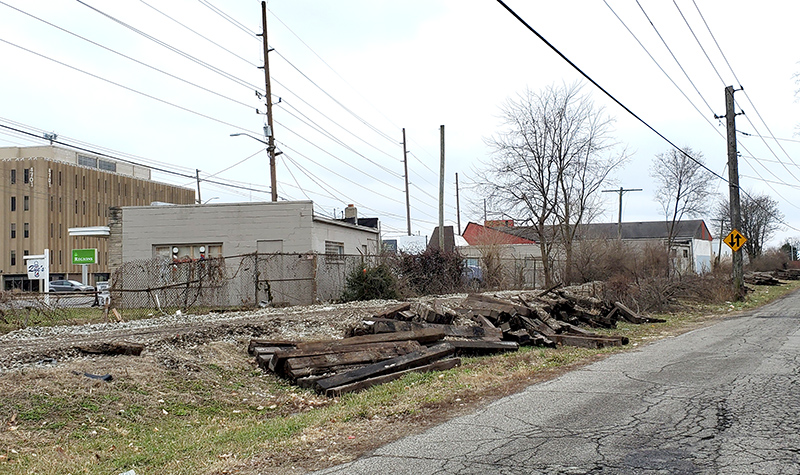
[601, 186, 642, 238]
[195, 169, 202, 204]
[402, 128, 411, 236]
[455, 172, 461, 235]
[724, 85, 743, 296]
[260, 1, 278, 202]
[438, 125, 445, 250]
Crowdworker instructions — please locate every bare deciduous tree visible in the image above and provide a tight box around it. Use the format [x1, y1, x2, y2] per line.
[651, 147, 712, 251]
[714, 192, 783, 261]
[475, 83, 627, 286]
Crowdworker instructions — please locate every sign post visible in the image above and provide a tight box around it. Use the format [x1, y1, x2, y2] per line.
[72, 248, 98, 286]
[23, 249, 49, 304]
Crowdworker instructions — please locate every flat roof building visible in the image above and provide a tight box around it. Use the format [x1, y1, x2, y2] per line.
[0, 145, 195, 290]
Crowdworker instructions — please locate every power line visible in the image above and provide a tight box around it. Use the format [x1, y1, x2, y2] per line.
[0, 122, 276, 196]
[139, 0, 260, 68]
[0, 1, 256, 111]
[196, 0, 259, 38]
[0, 38, 258, 134]
[76, 0, 262, 93]
[493, 0, 727, 185]
[633, 0, 715, 116]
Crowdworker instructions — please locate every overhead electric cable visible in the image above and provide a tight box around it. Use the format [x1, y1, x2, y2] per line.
[0, 39, 259, 136]
[0, 1, 255, 110]
[197, 0, 259, 38]
[76, 0, 262, 93]
[633, 0, 715, 116]
[139, 0, 260, 67]
[493, 0, 727, 184]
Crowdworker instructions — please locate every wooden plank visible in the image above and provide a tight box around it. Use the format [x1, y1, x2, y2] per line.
[325, 358, 462, 397]
[285, 341, 422, 379]
[248, 339, 297, 355]
[550, 334, 629, 349]
[503, 329, 532, 346]
[449, 340, 519, 355]
[256, 354, 273, 370]
[296, 328, 445, 351]
[252, 346, 295, 357]
[315, 342, 456, 393]
[372, 303, 411, 319]
[75, 341, 144, 356]
[269, 339, 432, 374]
[614, 302, 666, 324]
[367, 319, 501, 340]
[462, 294, 530, 316]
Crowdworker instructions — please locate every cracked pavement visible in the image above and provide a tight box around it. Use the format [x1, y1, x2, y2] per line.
[314, 293, 800, 474]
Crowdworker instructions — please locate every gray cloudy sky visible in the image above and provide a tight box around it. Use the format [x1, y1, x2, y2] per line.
[1, 1, 798, 245]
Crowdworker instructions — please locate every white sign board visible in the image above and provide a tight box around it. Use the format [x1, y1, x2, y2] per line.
[26, 255, 49, 280]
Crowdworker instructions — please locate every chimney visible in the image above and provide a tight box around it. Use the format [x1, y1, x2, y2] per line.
[345, 204, 358, 225]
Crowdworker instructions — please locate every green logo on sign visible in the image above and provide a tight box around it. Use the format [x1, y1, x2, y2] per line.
[72, 249, 97, 265]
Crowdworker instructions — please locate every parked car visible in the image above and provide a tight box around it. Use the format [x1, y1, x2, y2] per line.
[49, 280, 95, 292]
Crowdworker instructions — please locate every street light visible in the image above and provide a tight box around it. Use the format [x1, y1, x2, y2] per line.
[231, 131, 278, 202]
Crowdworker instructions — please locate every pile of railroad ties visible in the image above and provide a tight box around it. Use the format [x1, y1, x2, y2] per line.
[248, 284, 664, 397]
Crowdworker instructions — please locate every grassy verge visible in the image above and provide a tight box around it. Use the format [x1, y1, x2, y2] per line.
[1, 281, 799, 474]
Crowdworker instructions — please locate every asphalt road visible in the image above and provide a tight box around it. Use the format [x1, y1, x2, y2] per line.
[315, 291, 800, 475]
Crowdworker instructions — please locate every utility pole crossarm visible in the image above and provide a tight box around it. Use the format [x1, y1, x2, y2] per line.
[602, 186, 642, 238]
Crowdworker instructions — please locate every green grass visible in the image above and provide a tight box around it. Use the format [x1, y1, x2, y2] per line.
[1, 281, 798, 475]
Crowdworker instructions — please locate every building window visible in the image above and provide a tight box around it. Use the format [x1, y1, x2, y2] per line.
[99, 160, 116, 172]
[23, 196, 29, 211]
[23, 168, 29, 184]
[23, 250, 28, 257]
[75, 200, 78, 214]
[325, 241, 345, 262]
[78, 154, 97, 168]
[82, 175, 86, 190]
[10, 251, 15, 266]
[10, 169, 16, 184]
[23, 223, 29, 238]
[683, 249, 689, 258]
[10, 196, 15, 212]
[82, 200, 86, 215]
[59, 197, 62, 212]
[58, 171, 62, 186]
[10, 223, 16, 239]
[50, 223, 53, 238]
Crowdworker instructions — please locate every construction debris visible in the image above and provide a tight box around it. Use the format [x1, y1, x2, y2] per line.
[250, 285, 664, 396]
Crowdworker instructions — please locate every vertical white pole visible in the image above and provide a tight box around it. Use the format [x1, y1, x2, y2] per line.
[44, 249, 50, 305]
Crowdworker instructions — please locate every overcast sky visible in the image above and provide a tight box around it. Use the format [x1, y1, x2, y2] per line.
[1, 1, 799, 246]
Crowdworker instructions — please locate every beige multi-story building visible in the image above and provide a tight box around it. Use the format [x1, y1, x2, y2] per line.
[1, 145, 195, 290]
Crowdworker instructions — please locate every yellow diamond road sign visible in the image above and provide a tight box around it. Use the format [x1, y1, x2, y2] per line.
[724, 229, 747, 252]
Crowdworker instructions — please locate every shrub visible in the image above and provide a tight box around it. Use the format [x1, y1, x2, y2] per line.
[391, 248, 464, 297]
[340, 263, 399, 302]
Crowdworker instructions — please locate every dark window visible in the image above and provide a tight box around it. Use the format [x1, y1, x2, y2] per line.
[78, 155, 97, 168]
[59, 197, 62, 212]
[23, 250, 28, 256]
[99, 160, 116, 172]
[10, 169, 16, 184]
[82, 201, 86, 215]
[10, 196, 15, 212]
[58, 171, 62, 186]
[10, 251, 15, 266]
[75, 200, 78, 214]
[10, 223, 16, 239]
[23, 223, 29, 238]
[50, 223, 53, 238]
[82, 175, 86, 190]
[23, 168, 29, 184]
[23, 196, 29, 211]
[74, 174, 78, 188]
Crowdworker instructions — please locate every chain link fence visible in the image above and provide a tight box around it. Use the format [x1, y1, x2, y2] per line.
[0, 252, 551, 323]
